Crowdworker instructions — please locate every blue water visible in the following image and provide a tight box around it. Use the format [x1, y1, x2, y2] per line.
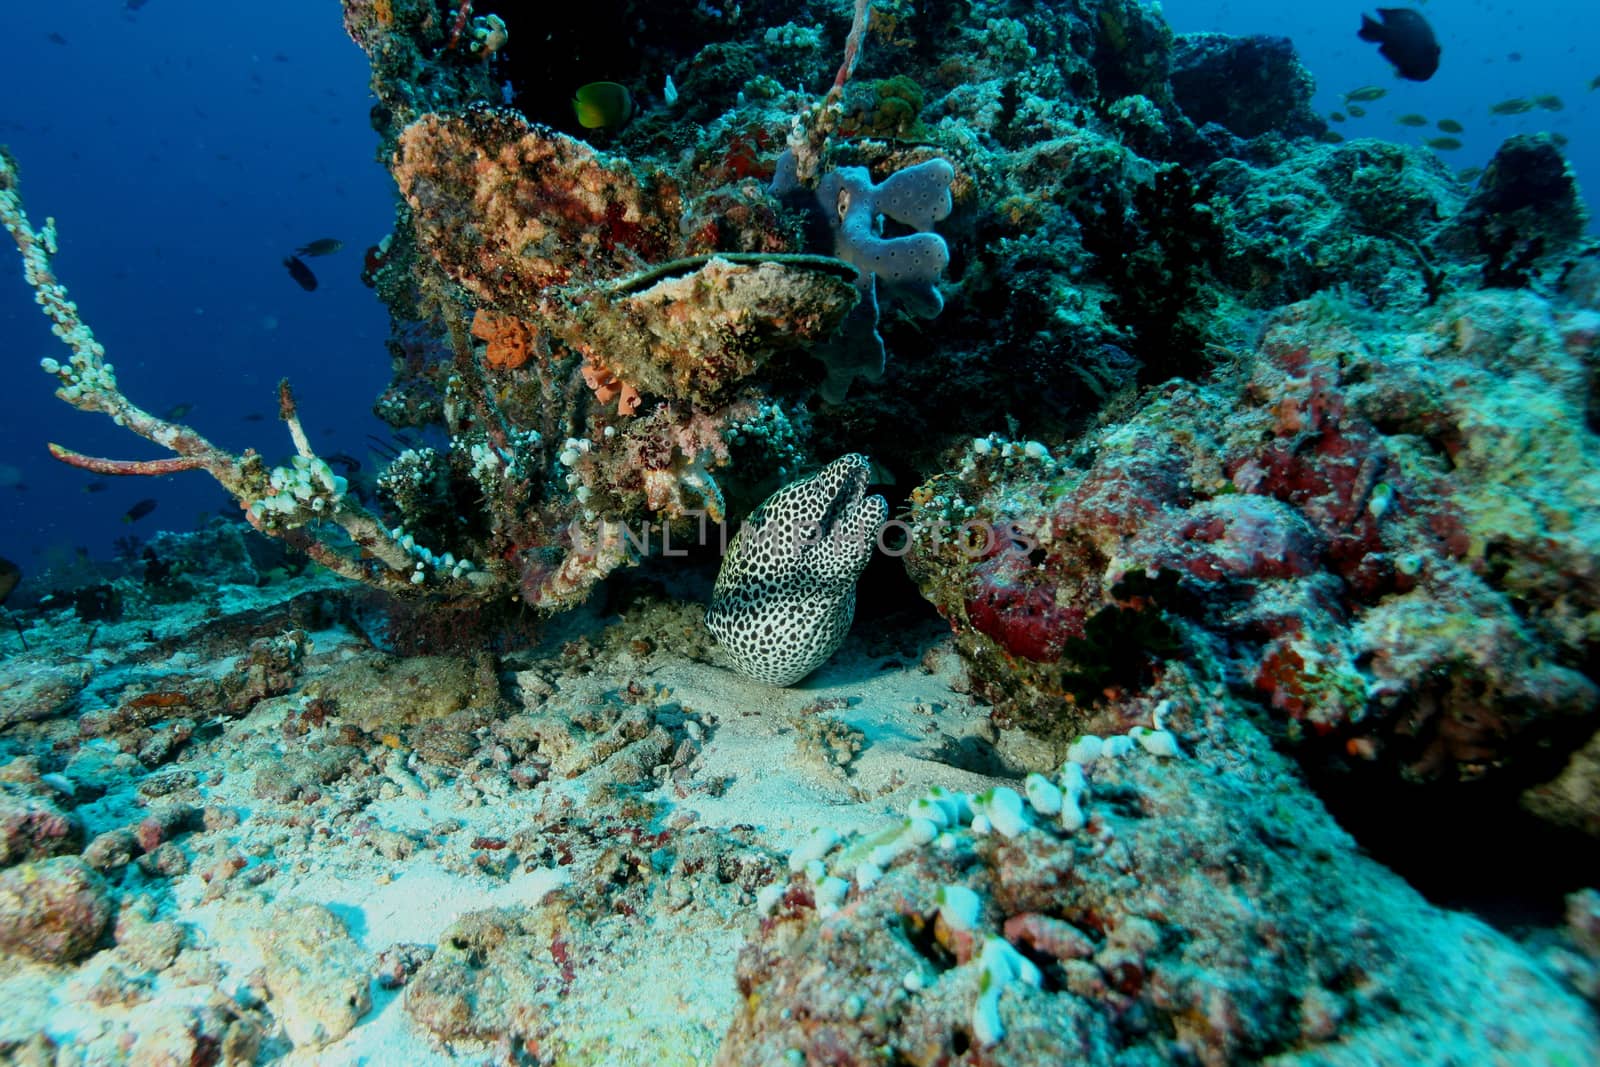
[1166, 0, 1597, 206]
[0, 0, 394, 572]
[1, 0, 1594, 573]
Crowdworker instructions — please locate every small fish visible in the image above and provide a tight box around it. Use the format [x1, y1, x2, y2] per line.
[1456, 166, 1484, 183]
[1396, 113, 1429, 127]
[1491, 97, 1534, 115]
[242, 413, 267, 422]
[1425, 136, 1463, 151]
[283, 254, 318, 291]
[325, 451, 363, 473]
[1591, 75, 1600, 91]
[82, 480, 109, 494]
[1551, 132, 1570, 148]
[1344, 86, 1389, 103]
[161, 402, 194, 420]
[1533, 94, 1565, 111]
[123, 498, 158, 524]
[572, 81, 634, 130]
[1330, 111, 1347, 123]
[1318, 130, 1347, 144]
[47, 32, 68, 46]
[1507, 52, 1522, 63]
[39, 772, 74, 797]
[1436, 118, 1464, 133]
[1347, 104, 1368, 118]
[1358, 9, 1441, 82]
[294, 238, 343, 257]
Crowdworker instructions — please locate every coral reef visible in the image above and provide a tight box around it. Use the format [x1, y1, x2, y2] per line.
[17, 0, 1591, 621]
[905, 291, 1599, 786]
[1169, 32, 1326, 142]
[2, 0, 1599, 1061]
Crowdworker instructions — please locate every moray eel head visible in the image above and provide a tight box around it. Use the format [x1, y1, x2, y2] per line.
[707, 454, 887, 686]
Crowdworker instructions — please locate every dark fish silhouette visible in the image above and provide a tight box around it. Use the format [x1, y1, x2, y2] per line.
[123, 498, 158, 523]
[1491, 97, 1535, 115]
[283, 254, 318, 291]
[295, 238, 343, 257]
[0, 557, 19, 605]
[1358, 8, 1440, 82]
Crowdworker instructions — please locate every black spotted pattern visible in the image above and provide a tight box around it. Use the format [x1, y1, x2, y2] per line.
[707, 454, 888, 686]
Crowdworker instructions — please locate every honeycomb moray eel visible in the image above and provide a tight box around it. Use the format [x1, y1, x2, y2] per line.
[707, 455, 888, 686]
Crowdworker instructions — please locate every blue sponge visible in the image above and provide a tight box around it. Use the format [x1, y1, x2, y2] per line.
[819, 160, 953, 305]
[772, 151, 956, 399]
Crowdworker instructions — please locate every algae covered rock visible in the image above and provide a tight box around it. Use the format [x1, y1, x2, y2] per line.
[301, 652, 500, 730]
[393, 107, 684, 315]
[0, 855, 112, 963]
[0, 791, 83, 867]
[255, 901, 372, 1048]
[550, 255, 861, 407]
[404, 906, 549, 1043]
[905, 288, 1600, 842]
[720, 714, 1600, 1063]
[0, 664, 88, 728]
[1170, 32, 1324, 141]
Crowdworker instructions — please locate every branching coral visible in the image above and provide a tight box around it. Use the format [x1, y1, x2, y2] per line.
[1, 150, 432, 596]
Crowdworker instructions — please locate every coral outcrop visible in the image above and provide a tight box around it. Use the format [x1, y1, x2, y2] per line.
[905, 288, 1600, 829]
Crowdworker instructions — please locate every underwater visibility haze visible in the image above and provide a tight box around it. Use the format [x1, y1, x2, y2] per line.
[1, 0, 1599, 1062]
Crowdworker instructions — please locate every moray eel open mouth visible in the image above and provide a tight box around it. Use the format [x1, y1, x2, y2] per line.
[808, 452, 872, 546]
[707, 455, 888, 686]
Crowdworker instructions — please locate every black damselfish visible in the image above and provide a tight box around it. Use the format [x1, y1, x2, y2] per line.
[283, 254, 318, 291]
[1358, 8, 1440, 82]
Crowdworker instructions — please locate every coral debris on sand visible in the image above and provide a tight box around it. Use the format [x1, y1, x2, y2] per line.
[1, 523, 1596, 1061]
[721, 710, 1597, 1065]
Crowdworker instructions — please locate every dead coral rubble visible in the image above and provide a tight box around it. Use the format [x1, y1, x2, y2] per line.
[721, 712, 1600, 1065]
